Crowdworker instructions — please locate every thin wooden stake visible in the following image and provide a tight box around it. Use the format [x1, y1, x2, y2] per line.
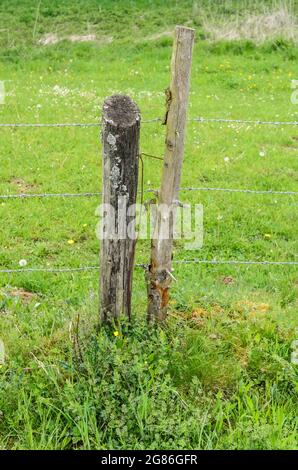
[147, 26, 195, 321]
[100, 95, 140, 322]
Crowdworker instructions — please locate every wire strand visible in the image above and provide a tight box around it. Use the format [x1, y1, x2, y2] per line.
[0, 118, 161, 128]
[190, 117, 298, 126]
[173, 259, 298, 266]
[1, 258, 297, 274]
[0, 123, 100, 128]
[0, 192, 102, 199]
[1, 185, 297, 200]
[177, 187, 298, 196]
[1, 116, 297, 128]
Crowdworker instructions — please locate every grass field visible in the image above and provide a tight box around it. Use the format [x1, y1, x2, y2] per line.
[0, 0, 297, 450]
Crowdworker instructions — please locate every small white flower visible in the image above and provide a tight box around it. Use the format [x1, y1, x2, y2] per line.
[19, 259, 27, 267]
[259, 150, 266, 157]
[224, 157, 230, 163]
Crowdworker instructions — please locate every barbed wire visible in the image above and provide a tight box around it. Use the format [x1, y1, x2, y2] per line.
[1, 117, 297, 128]
[1, 117, 297, 273]
[0, 123, 100, 128]
[178, 187, 298, 196]
[1, 185, 297, 200]
[1, 258, 297, 274]
[0, 264, 148, 274]
[0, 192, 102, 199]
[0, 118, 161, 128]
[0, 190, 154, 200]
[173, 259, 298, 266]
[0, 266, 100, 273]
[191, 117, 298, 126]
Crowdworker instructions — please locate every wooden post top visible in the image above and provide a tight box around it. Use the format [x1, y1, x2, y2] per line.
[175, 25, 195, 32]
[103, 95, 140, 128]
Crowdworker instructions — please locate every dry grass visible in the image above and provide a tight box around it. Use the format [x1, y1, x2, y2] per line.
[38, 33, 113, 46]
[202, 5, 297, 44]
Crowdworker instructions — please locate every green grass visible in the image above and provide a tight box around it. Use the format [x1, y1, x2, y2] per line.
[0, 0, 297, 450]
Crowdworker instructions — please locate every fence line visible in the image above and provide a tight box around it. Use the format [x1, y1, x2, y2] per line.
[0, 123, 100, 128]
[174, 259, 298, 266]
[178, 187, 298, 196]
[1, 110, 297, 277]
[0, 192, 103, 199]
[191, 117, 298, 126]
[0, 266, 100, 274]
[0, 118, 161, 128]
[1, 185, 297, 200]
[1, 117, 298, 128]
[1, 258, 297, 274]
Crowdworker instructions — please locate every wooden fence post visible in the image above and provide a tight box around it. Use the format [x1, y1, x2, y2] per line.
[147, 26, 195, 321]
[100, 95, 140, 323]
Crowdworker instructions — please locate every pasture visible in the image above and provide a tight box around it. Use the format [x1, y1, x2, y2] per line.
[0, 0, 297, 449]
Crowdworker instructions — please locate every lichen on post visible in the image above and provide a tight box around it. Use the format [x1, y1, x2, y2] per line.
[100, 95, 140, 322]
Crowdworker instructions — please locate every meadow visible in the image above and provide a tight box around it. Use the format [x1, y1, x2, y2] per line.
[0, 0, 297, 449]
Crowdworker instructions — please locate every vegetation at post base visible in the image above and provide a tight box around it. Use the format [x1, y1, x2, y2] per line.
[0, 0, 297, 450]
[1, 315, 297, 450]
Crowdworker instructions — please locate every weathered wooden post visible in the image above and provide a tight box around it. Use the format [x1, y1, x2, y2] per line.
[100, 95, 140, 322]
[147, 26, 195, 321]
